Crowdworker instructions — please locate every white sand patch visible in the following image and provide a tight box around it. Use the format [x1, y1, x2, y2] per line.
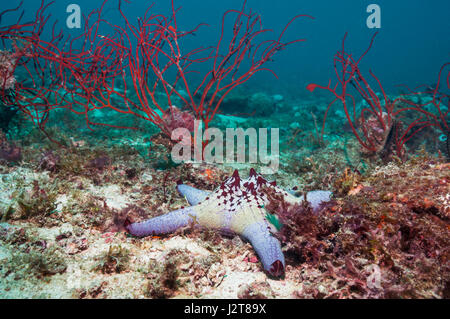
[55, 193, 69, 212]
[216, 114, 248, 128]
[129, 236, 212, 267]
[154, 237, 211, 256]
[266, 278, 299, 298]
[33, 223, 75, 241]
[205, 268, 299, 299]
[87, 184, 132, 209]
[208, 271, 266, 298]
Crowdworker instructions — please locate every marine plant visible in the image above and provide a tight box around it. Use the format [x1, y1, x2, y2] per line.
[0, 0, 312, 151]
[265, 157, 449, 298]
[145, 258, 181, 299]
[307, 33, 449, 160]
[144, 248, 193, 298]
[0, 129, 22, 162]
[9, 245, 67, 277]
[93, 244, 130, 274]
[14, 180, 58, 220]
[0, 228, 67, 278]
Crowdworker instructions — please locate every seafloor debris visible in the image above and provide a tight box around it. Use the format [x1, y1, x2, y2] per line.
[0, 146, 448, 298]
[0, 130, 21, 163]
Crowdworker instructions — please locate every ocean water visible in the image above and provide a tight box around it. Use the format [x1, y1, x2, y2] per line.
[0, 0, 449, 300]
[4, 0, 449, 92]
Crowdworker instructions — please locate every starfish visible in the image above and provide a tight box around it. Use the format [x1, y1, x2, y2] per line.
[125, 169, 332, 277]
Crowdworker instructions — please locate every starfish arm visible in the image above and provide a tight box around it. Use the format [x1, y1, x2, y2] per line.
[177, 184, 210, 206]
[241, 221, 285, 277]
[306, 190, 332, 211]
[126, 207, 196, 237]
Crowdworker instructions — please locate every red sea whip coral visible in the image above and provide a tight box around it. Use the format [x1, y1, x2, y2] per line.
[394, 63, 449, 156]
[307, 32, 449, 159]
[0, 2, 66, 139]
[0, 1, 140, 139]
[88, 0, 313, 147]
[0, 0, 313, 146]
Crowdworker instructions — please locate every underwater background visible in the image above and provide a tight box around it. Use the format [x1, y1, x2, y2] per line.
[4, 0, 450, 93]
[0, 0, 449, 299]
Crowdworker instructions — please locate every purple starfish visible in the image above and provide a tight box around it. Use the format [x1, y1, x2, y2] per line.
[126, 169, 332, 277]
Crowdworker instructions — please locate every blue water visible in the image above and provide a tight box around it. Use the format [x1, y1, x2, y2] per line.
[4, 0, 449, 96]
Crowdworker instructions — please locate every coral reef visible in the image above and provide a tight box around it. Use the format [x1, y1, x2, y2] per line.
[162, 106, 196, 136]
[0, 129, 448, 298]
[0, 0, 447, 301]
[0, 50, 17, 90]
[270, 157, 449, 298]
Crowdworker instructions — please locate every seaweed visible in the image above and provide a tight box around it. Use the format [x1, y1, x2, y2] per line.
[14, 180, 58, 220]
[266, 155, 449, 298]
[0, 228, 67, 279]
[10, 245, 67, 277]
[144, 249, 190, 299]
[93, 244, 130, 274]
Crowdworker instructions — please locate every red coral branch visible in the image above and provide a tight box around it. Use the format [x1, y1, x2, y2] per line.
[0, 0, 70, 144]
[92, 0, 313, 145]
[1, 0, 312, 149]
[391, 63, 449, 155]
[0, 0, 140, 138]
[307, 32, 449, 158]
[307, 32, 393, 154]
